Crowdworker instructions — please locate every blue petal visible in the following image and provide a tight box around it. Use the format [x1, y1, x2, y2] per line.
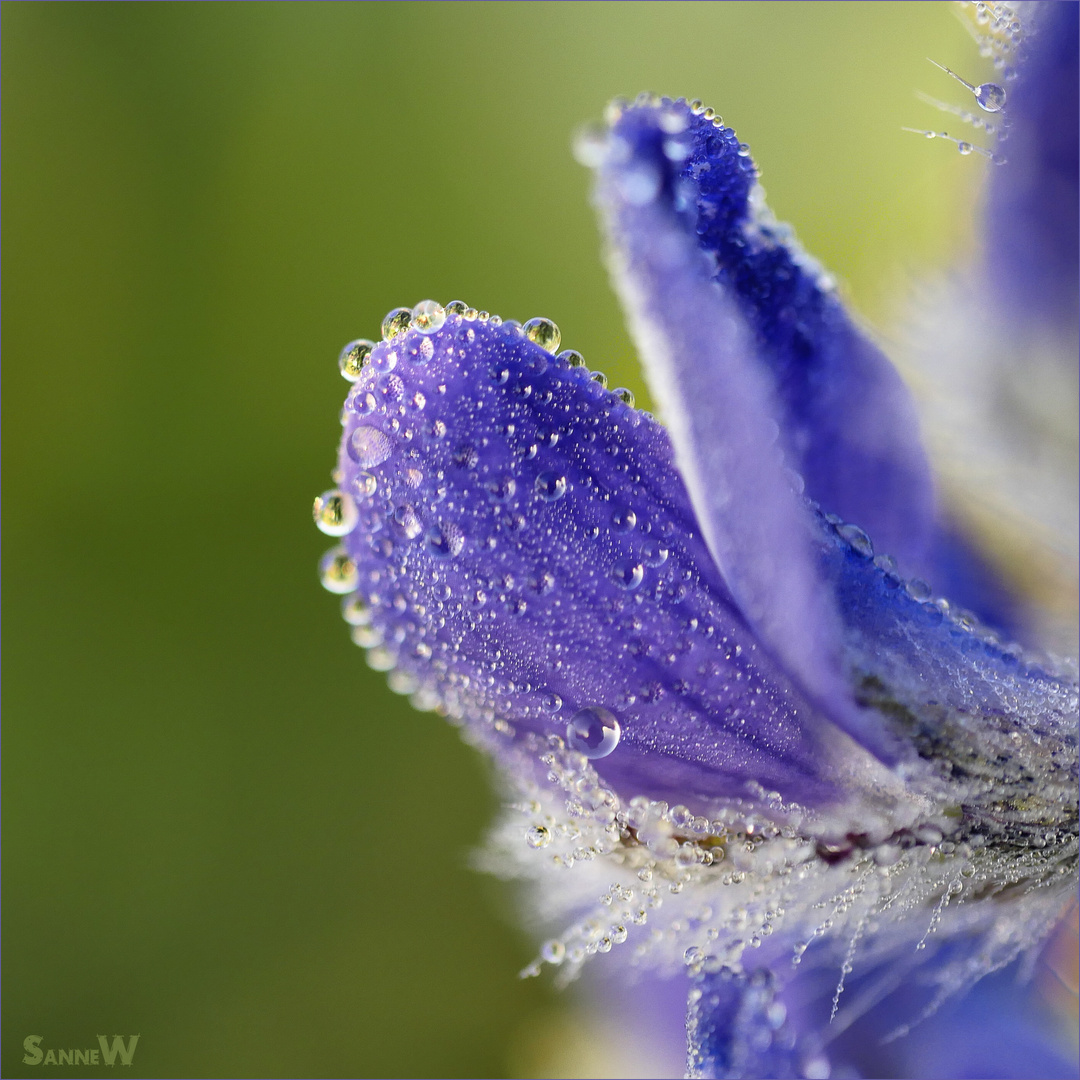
[687, 968, 827, 1080]
[589, 99, 937, 578]
[332, 312, 843, 806]
[985, 1, 1079, 335]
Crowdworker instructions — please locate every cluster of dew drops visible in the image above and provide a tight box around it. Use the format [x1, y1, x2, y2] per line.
[905, 1, 1025, 163]
[314, 299, 627, 764]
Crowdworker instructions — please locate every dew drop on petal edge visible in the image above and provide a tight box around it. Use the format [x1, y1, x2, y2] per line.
[412, 300, 446, 335]
[566, 706, 621, 759]
[522, 317, 562, 353]
[312, 488, 359, 536]
[319, 546, 359, 594]
[338, 339, 373, 381]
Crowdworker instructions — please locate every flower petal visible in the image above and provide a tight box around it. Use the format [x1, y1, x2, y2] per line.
[332, 311, 844, 806]
[985, 1, 1079, 335]
[686, 968, 827, 1080]
[587, 99, 937, 576]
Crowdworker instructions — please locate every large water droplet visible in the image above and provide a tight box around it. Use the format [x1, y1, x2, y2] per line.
[393, 503, 423, 540]
[381, 307, 412, 340]
[526, 825, 551, 849]
[352, 471, 377, 498]
[313, 489, 359, 536]
[425, 521, 465, 559]
[339, 339, 373, 381]
[836, 523, 873, 558]
[522, 317, 561, 353]
[412, 300, 446, 335]
[319, 546, 359, 594]
[535, 472, 568, 501]
[611, 557, 644, 590]
[566, 706, 621, 759]
[349, 426, 393, 468]
[975, 82, 1006, 112]
[486, 476, 516, 502]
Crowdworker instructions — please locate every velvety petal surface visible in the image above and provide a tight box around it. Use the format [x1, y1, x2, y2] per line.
[329, 312, 844, 807]
[588, 99, 938, 576]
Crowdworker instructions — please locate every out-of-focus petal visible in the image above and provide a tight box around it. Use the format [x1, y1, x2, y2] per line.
[332, 312, 842, 806]
[588, 99, 937, 576]
[686, 968, 827, 1080]
[985, 0, 1079, 335]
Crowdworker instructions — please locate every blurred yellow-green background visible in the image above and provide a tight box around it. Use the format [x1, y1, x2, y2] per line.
[4, 3, 990, 1077]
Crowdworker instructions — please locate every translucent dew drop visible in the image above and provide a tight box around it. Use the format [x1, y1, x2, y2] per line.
[349, 425, 394, 468]
[535, 472, 567, 501]
[319, 546, 359, 594]
[313, 488, 359, 536]
[526, 825, 552, 849]
[352, 471, 377, 498]
[836, 522, 873, 558]
[381, 307, 412, 340]
[425, 521, 465, 559]
[522, 317, 561, 354]
[557, 349, 586, 368]
[445, 300, 468, 317]
[339, 339, 374, 381]
[540, 939, 565, 965]
[611, 557, 644, 590]
[566, 706, 621, 759]
[975, 82, 1006, 112]
[412, 299, 446, 335]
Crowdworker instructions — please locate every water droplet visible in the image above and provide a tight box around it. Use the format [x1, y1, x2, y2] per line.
[352, 471, 377, 498]
[522, 317, 562, 353]
[425, 521, 464, 559]
[415, 338, 435, 364]
[393, 503, 423, 540]
[558, 349, 586, 368]
[341, 595, 371, 626]
[590, 371, 608, 389]
[535, 472, 567, 501]
[349, 390, 377, 417]
[339, 339, 373, 381]
[381, 307, 412, 340]
[836, 522, 873, 558]
[540, 939, 565, 965]
[612, 506, 637, 532]
[566, 706, 621, 759]
[348, 426, 393, 468]
[614, 388, 636, 407]
[445, 300, 467, 317]
[542, 693, 563, 713]
[372, 349, 398, 374]
[412, 299, 446, 334]
[485, 476, 516, 502]
[526, 825, 551, 849]
[957, 140, 973, 155]
[641, 538, 669, 567]
[611, 557, 644, 590]
[905, 578, 932, 602]
[319, 546, 359, 594]
[975, 82, 1006, 112]
[313, 489, 359, 536]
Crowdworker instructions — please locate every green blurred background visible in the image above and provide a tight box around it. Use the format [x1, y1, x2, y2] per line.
[3, 3, 989, 1077]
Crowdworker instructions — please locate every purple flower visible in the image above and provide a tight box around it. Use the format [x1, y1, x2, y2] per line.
[317, 4, 1077, 1077]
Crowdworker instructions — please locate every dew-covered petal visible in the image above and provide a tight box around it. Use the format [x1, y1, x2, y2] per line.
[587, 98, 937, 578]
[821, 515, 1078, 846]
[686, 968, 827, 1080]
[984, 1, 1079, 335]
[589, 102, 899, 759]
[332, 311, 845, 807]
